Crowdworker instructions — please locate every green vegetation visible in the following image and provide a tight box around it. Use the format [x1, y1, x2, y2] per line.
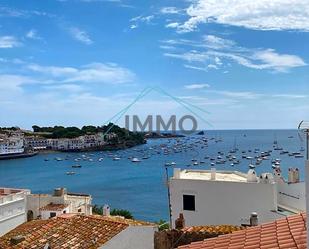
[0, 127, 20, 132]
[92, 205, 134, 219]
[156, 219, 170, 231]
[31, 123, 145, 146]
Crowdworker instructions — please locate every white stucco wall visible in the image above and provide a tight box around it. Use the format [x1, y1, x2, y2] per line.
[27, 195, 65, 219]
[100, 226, 157, 249]
[0, 213, 26, 236]
[27, 194, 92, 219]
[40, 206, 70, 220]
[277, 181, 305, 211]
[0, 195, 28, 236]
[170, 178, 282, 227]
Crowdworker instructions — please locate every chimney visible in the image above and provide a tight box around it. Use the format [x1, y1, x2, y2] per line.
[175, 213, 185, 230]
[174, 168, 181, 179]
[210, 168, 216, 180]
[10, 235, 25, 245]
[53, 188, 67, 197]
[103, 204, 110, 216]
[249, 212, 258, 226]
[295, 168, 300, 183]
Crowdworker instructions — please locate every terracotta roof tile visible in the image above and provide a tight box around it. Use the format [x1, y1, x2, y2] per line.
[39, 203, 69, 211]
[0, 215, 131, 249]
[177, 213, 307, 249]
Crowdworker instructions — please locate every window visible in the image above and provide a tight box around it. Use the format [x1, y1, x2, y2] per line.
[50, 212, 56, 218]
[183, 194, 195, 211]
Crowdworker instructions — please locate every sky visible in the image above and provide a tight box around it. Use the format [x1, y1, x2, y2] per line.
[0, 0, 309, 130]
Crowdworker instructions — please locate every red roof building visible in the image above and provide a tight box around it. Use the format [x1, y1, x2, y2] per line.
[178, 213, 307, 249]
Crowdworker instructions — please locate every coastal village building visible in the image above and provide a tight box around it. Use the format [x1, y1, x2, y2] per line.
[24, 132, 116, 151]
[24, 136, 49, 150]
[0, 132, 24, 156]
[0, 188, 30, 236]
[0, 214, 158, 249]
[170, 168, 305, 227]
[26, 188, 92, 220]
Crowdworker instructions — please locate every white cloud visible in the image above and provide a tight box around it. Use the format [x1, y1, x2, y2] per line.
[253, 49, 306, 72]
[159, 45, 176, 50]
[184, 64, 208, 72]
[130, 15, 154, 29]
[184, 84, 210, 89]
[207, 90, 308, 100]
[177, 0, 309, 33]
[272, 94, 307, 99]
[210, 90, 263, 100]
[27, 62, 135, 84]
[26, 29, 41, 40]
[160, 7, 181, 14]
[0, 6, 53, 18]
[130, 24, 138, 29]
[42, 84, 85, 93]
[204, 35, 235, 50]
[69, 27, 93, 45]
[163, 35, 307, 72]
[0, 36, 21, 48]
[165, 22, 180, 28]
[0, 6, 24, 17]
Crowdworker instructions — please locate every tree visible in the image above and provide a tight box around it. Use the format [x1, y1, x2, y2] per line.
[110, 209, 134, 219]
[92, 205, 134, 219]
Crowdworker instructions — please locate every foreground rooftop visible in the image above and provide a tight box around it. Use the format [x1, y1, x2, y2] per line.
[178, 213, 307, 249]
[0, 188, 28, 197]
[0, 214, 154, 249]
[173, 169, 248, 183]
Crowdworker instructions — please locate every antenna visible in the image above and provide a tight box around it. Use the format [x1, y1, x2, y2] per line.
[298, 120, 309, 160]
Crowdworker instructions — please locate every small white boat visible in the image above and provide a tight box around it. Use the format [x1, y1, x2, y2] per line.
[171, 162, 176, 166]
[249, 164, 255, 169]
[131, 158, 141, 162]
[98, 158, 104, 162]
[113, 157, 121, 161]
[66, 171, 76, 175]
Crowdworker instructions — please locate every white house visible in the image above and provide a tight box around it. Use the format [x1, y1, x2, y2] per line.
[27, 187, 92, 220]
[0, 188, 30, 236]
[39, 203, 70, 220]
[170, 168, 305, 227]
[0, 133, 24, 156]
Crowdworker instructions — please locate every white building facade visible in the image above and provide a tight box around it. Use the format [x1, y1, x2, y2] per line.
[27, 188, 92, 220]
[170, 168, 305, 227]
[0, 188, 30, 236]
[0, 133, 24, 155]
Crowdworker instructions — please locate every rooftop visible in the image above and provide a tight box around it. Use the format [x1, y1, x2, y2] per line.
[173, 169, 248, 183]
[0, 188, 28, 197]
[39, 203, 69, 211]
[178, 212, 307, 249]
[0, 214, 154, 249]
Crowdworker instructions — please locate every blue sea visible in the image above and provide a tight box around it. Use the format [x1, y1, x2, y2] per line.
[0, 130, 305, 222]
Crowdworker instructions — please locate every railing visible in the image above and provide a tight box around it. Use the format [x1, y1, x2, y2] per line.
[0, 191, 29, 205]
